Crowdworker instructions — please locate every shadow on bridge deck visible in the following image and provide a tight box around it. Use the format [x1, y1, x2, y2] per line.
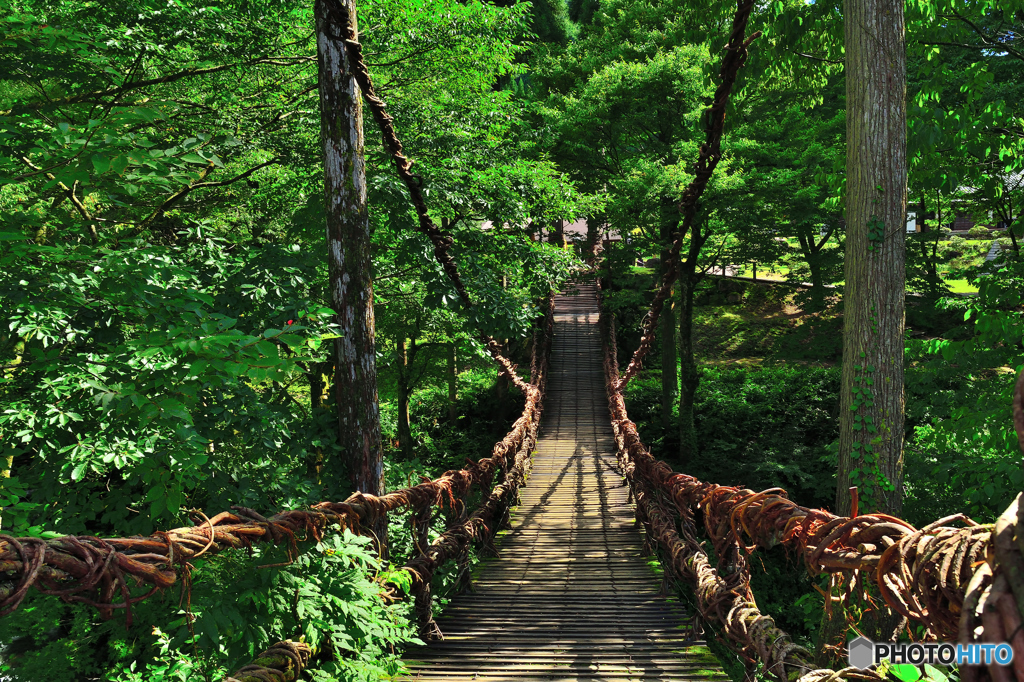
[401, 284, 729, 681]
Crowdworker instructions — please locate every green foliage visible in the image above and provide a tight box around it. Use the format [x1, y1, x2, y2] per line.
[0, 532, 418, 682]
[904, 259, 1024, 524]
[1, 0, 1023, 675]
[382, 368, 525, 465]
[0, 234, 334, 535]
[0, 0, 579, 676]
[626, 364, 840, 509]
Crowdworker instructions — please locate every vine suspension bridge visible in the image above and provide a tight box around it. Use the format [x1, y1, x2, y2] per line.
[401, 284, 728, 681]
[0, 282, 1022, 682]
[1, 0, 1023, 678]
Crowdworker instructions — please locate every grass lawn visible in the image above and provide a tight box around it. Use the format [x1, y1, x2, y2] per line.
[734, 265, 789, 281]
[943, 278, 978, 294]
[734, 265, 978, 294]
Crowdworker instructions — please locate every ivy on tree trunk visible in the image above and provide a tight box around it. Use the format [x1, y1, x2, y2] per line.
[836, 0, 907, 517]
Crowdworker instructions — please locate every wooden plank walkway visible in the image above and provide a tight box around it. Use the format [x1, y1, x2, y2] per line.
[401, 284, 729, 681]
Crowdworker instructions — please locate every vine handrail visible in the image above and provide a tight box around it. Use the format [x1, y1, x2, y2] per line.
[223, 640, 311, 682]
[0, 302, 552, 626]
[601, 292, 1024, 682]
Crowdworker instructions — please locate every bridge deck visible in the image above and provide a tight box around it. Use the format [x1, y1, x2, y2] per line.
[401, 285, 729, 681]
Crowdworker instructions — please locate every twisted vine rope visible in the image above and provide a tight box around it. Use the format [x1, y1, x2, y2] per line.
[223, 640, 311, 682]
[321, 0, 538, 398]
[0, 468, 488, 623]
[959, 492, 1024, 682]
[403, 296, 553, 637]
[604, 308, 880, 682]
[217, 298, 553, 675]
[615, 0, 761, 392]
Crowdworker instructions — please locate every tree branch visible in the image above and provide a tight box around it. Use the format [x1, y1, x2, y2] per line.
[784, 47, 842, 65]
[130, 158, 279, 235]
[6, 57, 315, 113]
[941, 12, 1024, 61]
[814, 220, 839, 252]
[20, 157, 94, 225]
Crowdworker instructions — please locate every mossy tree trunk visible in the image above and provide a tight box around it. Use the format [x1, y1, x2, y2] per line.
[315, 0, 386, 553]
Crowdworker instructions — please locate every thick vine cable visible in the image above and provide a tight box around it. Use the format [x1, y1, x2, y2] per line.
[223, 640, 311, 682]
[322, 0, 536, 395]
[603, 298, 1024, 680]
[616, 0, 761, 391]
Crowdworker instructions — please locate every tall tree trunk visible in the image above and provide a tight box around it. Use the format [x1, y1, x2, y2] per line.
[315, 0, 386, 552]
[310, 368, 325, 413]
[808, 252, 826, 311]
[397, 338, 412, 458]
[586, 216, 600, 262]
[1007, 204, 1020, 255]
[916, 193, 943, 297]
[549, 219, 565, 248]
[307, 361, 333, 481]
[678, 266, 698, 466]
[0, 453, 11, 530]
[448, 341, 458, 423]
[836, 0, 907, 518]
[660, 291, 677, 429]
[495, 273, 510, 434]
[659, 199, 678, 430]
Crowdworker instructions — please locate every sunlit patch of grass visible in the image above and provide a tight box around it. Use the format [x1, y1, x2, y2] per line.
[943, 278, 978, 294]
[694, 307, 791, 360]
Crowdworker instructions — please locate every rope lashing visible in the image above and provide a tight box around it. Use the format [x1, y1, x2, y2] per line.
[223, 640, 311, 682]
[602, 296, 1024, 680]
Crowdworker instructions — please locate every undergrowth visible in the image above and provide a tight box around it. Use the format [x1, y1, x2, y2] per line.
[0, 368, 517, 681]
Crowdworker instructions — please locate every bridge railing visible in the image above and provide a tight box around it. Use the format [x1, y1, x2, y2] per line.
[600, 298, 1024, 682]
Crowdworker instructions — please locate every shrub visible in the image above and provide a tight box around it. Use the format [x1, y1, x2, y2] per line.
[626, 365, 841, 509]
[0, 533, 419, 682]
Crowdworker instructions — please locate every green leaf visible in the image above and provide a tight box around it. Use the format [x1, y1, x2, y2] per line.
[889, 664, 921, 682]
[110, 154, 129, 175]
[187, 359, 209, 378]
[70, 462, 87, 482]
[91, 153, 110, 174]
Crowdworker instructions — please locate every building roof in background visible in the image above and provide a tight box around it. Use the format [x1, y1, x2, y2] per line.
[957, 169, 1024, 195]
